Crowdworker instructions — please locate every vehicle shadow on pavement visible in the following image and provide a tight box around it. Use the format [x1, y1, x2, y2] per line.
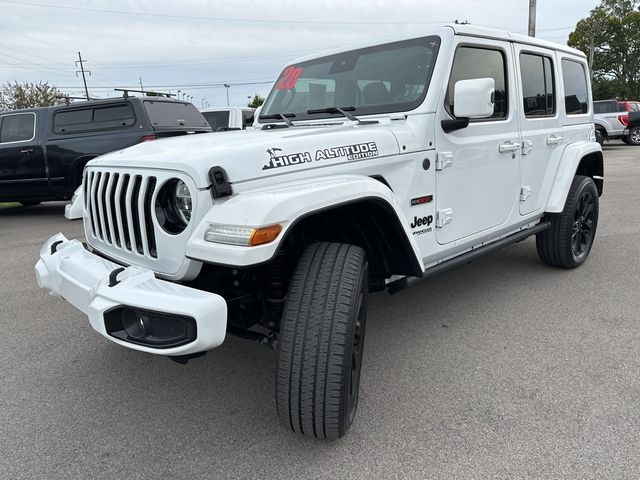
[0, 202, 67, 218]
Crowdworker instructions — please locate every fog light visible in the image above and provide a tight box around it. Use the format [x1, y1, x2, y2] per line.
[122, 309, 150, 340]
[104, 307, 197, 348]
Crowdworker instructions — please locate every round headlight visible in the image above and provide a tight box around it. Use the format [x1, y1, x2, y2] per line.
[155, 178, 192, 234]
[174, 180, 192, 224]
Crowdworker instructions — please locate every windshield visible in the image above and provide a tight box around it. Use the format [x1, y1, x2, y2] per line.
[259, 36, 440, 122]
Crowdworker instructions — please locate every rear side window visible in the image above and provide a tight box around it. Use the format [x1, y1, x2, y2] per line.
[201, 111, 230, 130]
[561, 60, 589, 115]
[53, 103, 135, 134]
[520, 53, 555, 117]
[144, 101, 210, 130]
[0, 113, 35, 143]
[447, 46, 508, 120]
[93, 105, 135, 127]
[594, 101, 619, 114]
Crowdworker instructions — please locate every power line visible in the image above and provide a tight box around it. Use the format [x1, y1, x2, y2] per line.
[53, 80, 275, 90]
[0, 0, 448, 25]
[0, 26, 76, 53]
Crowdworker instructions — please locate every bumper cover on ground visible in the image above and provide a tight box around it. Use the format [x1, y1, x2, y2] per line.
[35, 233, 227, 355]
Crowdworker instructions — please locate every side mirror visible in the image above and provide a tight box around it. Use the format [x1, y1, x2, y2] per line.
[453, 78, 495, 119]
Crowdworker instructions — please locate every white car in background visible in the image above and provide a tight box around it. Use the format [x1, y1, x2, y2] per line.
[199, 106, 255, 131]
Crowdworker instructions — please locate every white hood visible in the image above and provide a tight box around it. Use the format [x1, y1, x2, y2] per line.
[88, 123, 401, 188]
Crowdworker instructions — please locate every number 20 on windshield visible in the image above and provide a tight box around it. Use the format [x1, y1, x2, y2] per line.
[275, 66, 303, 90]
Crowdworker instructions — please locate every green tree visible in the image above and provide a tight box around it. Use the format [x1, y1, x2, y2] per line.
[568, 0, 640, 100]
[247, 94, 265, 108]
[0, 81, 66, 111]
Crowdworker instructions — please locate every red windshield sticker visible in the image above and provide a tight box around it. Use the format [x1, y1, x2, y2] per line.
[275, 66, 303, 90]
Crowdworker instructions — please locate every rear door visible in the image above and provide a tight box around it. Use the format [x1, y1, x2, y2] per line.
[514, 44, 563, 215]
[0, 111, 46, 200]
[435, 40, 521, 244]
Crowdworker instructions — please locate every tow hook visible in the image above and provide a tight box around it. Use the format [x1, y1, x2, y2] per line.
[168, 351, 207, 365]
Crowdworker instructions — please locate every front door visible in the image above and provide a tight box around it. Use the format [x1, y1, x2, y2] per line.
[435, 40, 521, 245]
[0, 112, 45, 200]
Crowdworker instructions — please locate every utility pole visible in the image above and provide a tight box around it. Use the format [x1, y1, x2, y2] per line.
[224, 84, 230, 106]
[588, 30, 595, 78]
[75, 52, 91, 100]
[528, 0, 537, 37]
[139, 77, 144, 93]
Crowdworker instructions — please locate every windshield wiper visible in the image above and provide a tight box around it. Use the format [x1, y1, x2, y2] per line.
[259, 112, 296, 127]
[306, 106, 376, 125]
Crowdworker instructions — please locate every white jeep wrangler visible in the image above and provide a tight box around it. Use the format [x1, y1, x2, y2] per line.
[36, 24, 603, 440]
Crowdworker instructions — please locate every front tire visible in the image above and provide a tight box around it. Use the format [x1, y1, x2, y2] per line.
[276, 242, 368, 440]
[625, 126, 640, 146]
[536, 175, 599, 269]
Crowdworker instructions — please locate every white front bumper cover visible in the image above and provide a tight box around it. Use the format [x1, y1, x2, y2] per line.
[35, 233, 227, 355]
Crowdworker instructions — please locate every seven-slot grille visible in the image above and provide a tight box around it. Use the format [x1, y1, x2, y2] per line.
[84, 170, 158, 258]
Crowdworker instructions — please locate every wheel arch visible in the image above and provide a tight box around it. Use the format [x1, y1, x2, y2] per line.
[545, 142, 603, 213]
[186, 175, 424, 278]
[276, 197, 423, 280]
[70, 154, 98, 188]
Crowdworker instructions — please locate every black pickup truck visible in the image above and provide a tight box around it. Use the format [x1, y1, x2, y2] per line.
[625, 112, 640, 146]
[0, 96, 211, 205]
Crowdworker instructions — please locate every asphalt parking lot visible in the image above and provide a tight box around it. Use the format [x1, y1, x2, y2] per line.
[1, 143, 639, 480]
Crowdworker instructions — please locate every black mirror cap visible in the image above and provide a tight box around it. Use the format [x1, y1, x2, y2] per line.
[441, 118, 470, 133]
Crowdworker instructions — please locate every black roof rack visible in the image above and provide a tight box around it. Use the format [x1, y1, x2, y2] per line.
[56, 95, 101, 105]
[114, 88, 175, 98]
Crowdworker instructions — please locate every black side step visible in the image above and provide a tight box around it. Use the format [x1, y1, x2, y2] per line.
[388, 221, 551, 294]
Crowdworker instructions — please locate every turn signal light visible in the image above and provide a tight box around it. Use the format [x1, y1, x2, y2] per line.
[249, 224, 282, 246]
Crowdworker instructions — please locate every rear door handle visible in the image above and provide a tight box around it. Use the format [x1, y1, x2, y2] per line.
[546, 135, 563, 146]
[498, 141, 522, 153]
[20, 149, 34, 154]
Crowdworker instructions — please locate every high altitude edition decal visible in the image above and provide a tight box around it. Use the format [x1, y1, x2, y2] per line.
[263, 142, 379, 170]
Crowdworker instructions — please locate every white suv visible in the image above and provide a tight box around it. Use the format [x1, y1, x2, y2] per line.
[36, 24, 603, 440]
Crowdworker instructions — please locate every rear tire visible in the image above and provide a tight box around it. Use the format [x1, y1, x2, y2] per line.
[595, 128, 605, 146]
[536, 175, 598, 269]
[276, 242, 368, 440]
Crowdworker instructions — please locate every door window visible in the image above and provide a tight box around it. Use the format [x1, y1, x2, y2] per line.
[0, 113, 36, 143]
[446, 46, 508, 120]
[520, 53, 555, 117]
[561, 59, 589, 115]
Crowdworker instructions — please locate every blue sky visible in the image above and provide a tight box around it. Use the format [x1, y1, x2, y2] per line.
[0, 0, 600, 107]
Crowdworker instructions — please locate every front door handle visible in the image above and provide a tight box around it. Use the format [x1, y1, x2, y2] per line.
[20, 149, 34, 155]
[498, 141, 522, 154]
[546, 135, 563, 146]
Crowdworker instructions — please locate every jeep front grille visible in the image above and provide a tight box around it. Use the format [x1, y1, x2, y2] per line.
[85, 170, 158, 258]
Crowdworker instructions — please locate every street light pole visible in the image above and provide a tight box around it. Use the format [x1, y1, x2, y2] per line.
[224, 84, 230, 107]
[528, 0, 537, 37]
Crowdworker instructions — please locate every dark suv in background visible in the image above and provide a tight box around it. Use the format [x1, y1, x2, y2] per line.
[0, 96, 211, 205]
